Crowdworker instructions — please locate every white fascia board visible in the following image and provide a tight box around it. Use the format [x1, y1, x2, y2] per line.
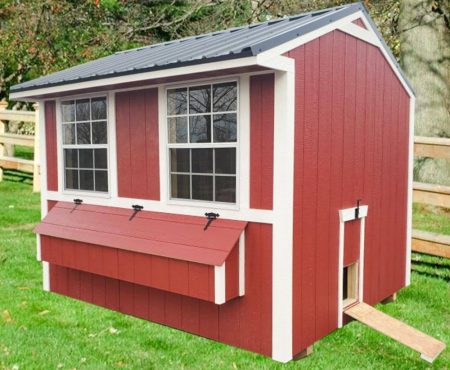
[258, 10, 414, 99]
[405, 96, 415, 286]
[256, 55, 295, 72]
[9, 57, 259, 101]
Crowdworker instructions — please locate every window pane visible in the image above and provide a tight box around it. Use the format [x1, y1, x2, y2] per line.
[61, 101, 75, 122]
[189, 85, 211, 114]
[167, 88, 187, 115]
[79, 149, 93, 168]
[192, 149, 213, 173]
[215, 148, 236, 174]
[94, 149, 107, 169]
[63, 123, 75, 144]
[168, 117, 188, 143]
[79, 170, 94, 191]
[76, 99, 90, 121]
[65, 169, 79, 190]
[91, 97, 107, 120]
[215, 176, 236, 203]
[192, 175, 213, 201]
[92, 121, 107, 144]
[171, 174, 190, 199]
[213, 113, 237, 142]
[76, 122, 91, 144]
[64, 149, 78, 168]
[95, 170, 108, 192]
[170, 149, 190, 173]
[189, 115, 211, 143]
[213, 82, 237, 112]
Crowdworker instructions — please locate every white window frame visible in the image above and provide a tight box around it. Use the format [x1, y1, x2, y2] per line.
[164, 79, 240, 209]
[56, 92, 113, 198]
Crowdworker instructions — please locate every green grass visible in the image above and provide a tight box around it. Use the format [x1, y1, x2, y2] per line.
[0, 173, 449, 369]
[13, 145, 34, 161]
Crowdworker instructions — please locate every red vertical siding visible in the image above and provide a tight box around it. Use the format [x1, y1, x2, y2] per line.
[45, 101, 58, 191]
[352, 18, 367, 29]
[47, 222, 272, 357]
[250, 74, 274, 210]
[290, 31, 410, 355]
[116, 89, 160, 200]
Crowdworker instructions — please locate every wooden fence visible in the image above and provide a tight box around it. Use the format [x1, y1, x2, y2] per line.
[0, 101, 40, 192]
[412, 136, 450, 258]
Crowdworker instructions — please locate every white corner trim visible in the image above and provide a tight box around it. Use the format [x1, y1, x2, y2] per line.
[239, 231, 246, 296]
[43, 261, 50, 291]
[337, 205, 368, 328]
[9, 57, 259, 101]
[271, 65, 295, 362]
[337, 22, 379, 46]
[405, 96, 415, 286]
[214, 262, 226, 304]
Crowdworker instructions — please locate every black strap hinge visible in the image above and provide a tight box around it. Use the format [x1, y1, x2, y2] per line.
[204, 212, 219, 231]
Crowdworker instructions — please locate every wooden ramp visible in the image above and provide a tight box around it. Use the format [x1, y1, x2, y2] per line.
[345, 302, 446, 363]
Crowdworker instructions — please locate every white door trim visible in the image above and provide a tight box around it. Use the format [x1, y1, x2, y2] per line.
[338, 205, 368, 328]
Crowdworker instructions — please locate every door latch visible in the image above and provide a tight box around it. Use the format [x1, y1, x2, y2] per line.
[355, 199, 362, 219]
[129, 204, 144, 221]
[204, 212, 219, 231]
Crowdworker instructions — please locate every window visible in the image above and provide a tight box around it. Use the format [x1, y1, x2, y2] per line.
[167, 82, 237, 203]
[61, 97, 108, 193]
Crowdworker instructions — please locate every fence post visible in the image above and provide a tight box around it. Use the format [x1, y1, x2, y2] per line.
[33, 103, 41, 192]
[0, 100, 7, 182]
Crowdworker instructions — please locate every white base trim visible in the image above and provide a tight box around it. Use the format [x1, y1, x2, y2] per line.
[44, 191, 274, 224]
[338, 205, 368, 328]
[214, 263, 226, 304]
[43, 261, 50, 291]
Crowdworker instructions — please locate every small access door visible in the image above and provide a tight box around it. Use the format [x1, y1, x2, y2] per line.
[337, 204, 446, 364]
[338, 201, 368, 327]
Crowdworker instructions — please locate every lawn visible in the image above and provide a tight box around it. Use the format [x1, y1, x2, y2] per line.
[0, 171, 449, 370]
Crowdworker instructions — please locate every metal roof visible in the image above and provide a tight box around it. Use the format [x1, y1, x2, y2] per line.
[10, 2, 412, 94]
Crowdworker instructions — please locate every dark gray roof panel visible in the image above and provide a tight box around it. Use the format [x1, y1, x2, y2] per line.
[11, 2, 413, 94]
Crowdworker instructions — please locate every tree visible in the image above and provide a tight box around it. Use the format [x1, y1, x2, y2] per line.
[398, 0, 450, 185]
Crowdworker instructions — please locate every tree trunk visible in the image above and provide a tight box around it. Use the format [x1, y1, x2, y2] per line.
[399, 0, 450, 185]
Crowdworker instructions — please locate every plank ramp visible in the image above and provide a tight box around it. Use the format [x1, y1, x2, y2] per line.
[345, 302, 446, 363]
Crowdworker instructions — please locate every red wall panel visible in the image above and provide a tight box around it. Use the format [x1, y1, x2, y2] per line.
[290, 31, 410, 355]
[352, 18, 367, 29]
[250, 74, 274, 210]
[44, 101, 58, 191]
[116, 88, 160, 200]
[48, 222, 272, 357]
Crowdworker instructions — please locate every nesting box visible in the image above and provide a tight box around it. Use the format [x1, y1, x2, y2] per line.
[11, 2, 445, 364]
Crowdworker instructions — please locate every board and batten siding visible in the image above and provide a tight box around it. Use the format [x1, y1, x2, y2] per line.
[289, 30, 410, 355]
[48, 222, 273, 356]
[44, 101, 58, 191]
[115, 88, 160, 200]
[250, 74, 275, 210]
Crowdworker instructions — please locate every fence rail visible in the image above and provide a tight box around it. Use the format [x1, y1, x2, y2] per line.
[0, 101, 40, 192]
[412, 136, 450, 258]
